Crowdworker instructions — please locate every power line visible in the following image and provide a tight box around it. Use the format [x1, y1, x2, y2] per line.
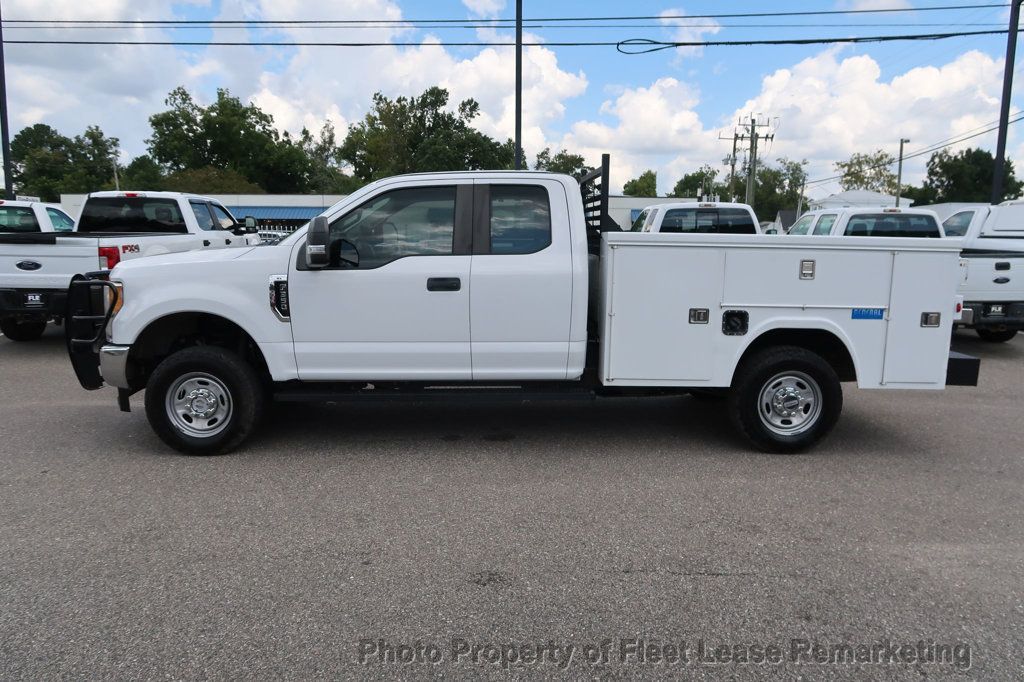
[617, 29, 1011, 54]
[805, 114, 1024, 186]
[0, 22, 1008, 31]
[0, 4, 1008, 26]
[2, 29, 1013, 48]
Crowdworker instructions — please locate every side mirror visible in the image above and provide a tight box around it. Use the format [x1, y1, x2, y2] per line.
[305, 216, 330, 269]
[243, 215, 259, 233]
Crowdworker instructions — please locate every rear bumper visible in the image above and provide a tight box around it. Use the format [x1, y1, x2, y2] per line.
[0, 287, 67, 320]
[946, 351, 980, 387]
[963, 302, 1024, 331]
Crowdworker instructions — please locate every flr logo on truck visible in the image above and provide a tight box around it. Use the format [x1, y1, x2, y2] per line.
[121, 244, 140, 254]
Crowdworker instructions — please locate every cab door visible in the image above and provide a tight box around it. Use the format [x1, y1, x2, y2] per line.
[288, 181, 473, 380]
[468, 180, 574, 380]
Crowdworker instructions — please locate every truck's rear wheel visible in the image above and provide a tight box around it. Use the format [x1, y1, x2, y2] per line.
[729, 346, 842, 454]
[144, 346, 265, 455]
[1, 318, 47, 341]
[976, 329, 1017, 343]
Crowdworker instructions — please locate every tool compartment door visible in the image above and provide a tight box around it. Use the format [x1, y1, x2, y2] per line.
[604, 245, 723, 382]
[883, 251, 959, 386]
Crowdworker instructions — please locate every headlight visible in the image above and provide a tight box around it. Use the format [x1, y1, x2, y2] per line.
[108, 281, 124, 318]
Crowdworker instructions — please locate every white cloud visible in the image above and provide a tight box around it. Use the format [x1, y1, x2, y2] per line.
[462, 0, 505, 16]
[659, 9, 722, 60]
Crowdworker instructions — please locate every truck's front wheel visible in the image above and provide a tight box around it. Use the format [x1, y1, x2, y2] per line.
[729, 346, 842, 454]
[144, 346, 265, 455]
[1, 318, 47, 341]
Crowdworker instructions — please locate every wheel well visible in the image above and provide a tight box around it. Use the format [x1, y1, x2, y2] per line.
[127, 313, 270, 389]
[735, 328, 857, 383]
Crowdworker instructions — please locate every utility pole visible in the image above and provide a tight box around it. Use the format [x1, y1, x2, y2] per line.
[720, 130, 739, 201]
[0, 0, 14, 199]
[895, 138, 909, 207]
[736, 116, 773, 208]
[992, 0, 1022, 204]
[514, 0, 523, 170]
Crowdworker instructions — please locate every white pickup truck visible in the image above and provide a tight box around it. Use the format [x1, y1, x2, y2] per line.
[65, 157, 978, 456]
[929, 202, 1024, 343]
[630, 201, 762, 234]
[0, 191, 260, 341]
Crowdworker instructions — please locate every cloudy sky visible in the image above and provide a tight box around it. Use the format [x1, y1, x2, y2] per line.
[2, 0, 1018, 196]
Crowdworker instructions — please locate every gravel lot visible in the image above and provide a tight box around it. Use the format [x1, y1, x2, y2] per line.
[1, 328, 1022, 679]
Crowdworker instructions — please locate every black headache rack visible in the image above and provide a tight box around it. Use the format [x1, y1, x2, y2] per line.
[578, 153, 621, 255]
[65, 273, 119, 390]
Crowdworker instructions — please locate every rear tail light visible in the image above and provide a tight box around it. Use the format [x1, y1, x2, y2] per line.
[98, 246, 120, 270]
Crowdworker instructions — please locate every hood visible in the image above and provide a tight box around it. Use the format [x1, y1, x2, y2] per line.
[112, 246, 256, 275]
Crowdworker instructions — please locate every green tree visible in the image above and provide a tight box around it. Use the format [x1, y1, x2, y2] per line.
[622, 169, 657, 197]
[670, 164, 722, 198]
[300, 121, 362, 194]
[120, 155, 166, 190]
[340, 87, 514, 182]
[916, 147, 1021, 203]
[834, 150, 898, 194]
[10, 123, 119, 200]
[147, 86, 312, 192]
[752, 157, 808, 223]
[534, 147, 592, 178]
[162, 167, 265, 194]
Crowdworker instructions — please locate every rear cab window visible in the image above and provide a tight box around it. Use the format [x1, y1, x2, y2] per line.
[660, 207, 757, 234]
[489, 185, 551, 254]
[0, 206, 41, 232]
[78, 197, 189, 234]
[843, 213, 941, 238]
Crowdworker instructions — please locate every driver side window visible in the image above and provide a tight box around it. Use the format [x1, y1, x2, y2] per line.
[328, 186, 456, 269]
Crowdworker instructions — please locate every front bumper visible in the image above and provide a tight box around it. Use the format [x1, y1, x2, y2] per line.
[962, 302, 1024, 331]
[99, 344, 131, 389]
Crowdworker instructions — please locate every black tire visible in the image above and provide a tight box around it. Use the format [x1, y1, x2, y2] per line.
[0, 318, 47, 341]
[728, 346, 842, 454]
[144, 346, 266, 456]
[975, 328, 1018, 343]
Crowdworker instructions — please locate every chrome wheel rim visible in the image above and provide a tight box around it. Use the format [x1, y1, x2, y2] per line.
[165, 372, 233, 438]
[758, 371, 822, 436]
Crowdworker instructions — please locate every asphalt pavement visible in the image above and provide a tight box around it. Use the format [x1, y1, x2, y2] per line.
[0, 327, 1022, 679]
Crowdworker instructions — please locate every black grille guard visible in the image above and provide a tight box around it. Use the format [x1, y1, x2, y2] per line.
[65, 272, 119, 390]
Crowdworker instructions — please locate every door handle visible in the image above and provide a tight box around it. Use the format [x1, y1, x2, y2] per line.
[203, 240, 211, 247]
[427, 277, 461, 292]
[225, 238, 232, 245]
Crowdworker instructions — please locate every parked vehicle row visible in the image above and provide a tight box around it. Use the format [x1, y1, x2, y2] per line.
[63, 157, 977, 457]
[779, 204, 1022, 343]
[0, 192, 260, 341]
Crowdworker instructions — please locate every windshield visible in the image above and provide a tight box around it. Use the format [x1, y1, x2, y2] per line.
[78, 197, 188, 234]
[788, 215, 815, 235]
[630, 209, 649, 232]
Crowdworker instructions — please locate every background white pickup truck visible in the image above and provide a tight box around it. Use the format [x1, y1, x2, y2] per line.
[929, 202, 1024, 343]
[66, 157, 978, 456]
[0, 192, 260, 341]
[630, 201, 762, 234]
[0, 199, 76, 233]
